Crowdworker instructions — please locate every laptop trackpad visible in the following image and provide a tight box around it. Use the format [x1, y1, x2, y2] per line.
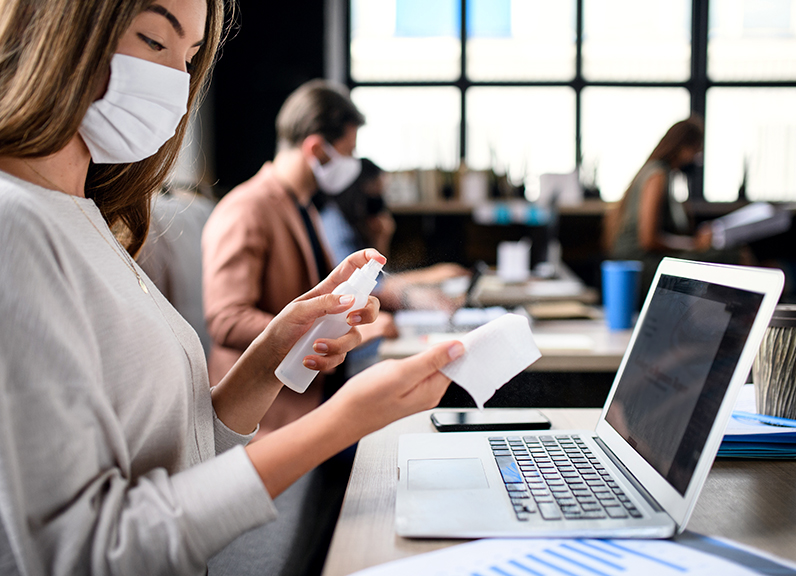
[407, 458, 489, 490]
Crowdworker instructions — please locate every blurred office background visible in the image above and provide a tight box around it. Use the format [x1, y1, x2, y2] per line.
[176, 0, 796, 288]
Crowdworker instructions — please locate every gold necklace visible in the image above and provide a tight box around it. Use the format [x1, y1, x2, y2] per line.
[22, 159, 149, 294]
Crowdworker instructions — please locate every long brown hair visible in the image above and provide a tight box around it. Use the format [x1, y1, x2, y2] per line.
[603, 115, 704, 251]
[0, 0, 227, 255]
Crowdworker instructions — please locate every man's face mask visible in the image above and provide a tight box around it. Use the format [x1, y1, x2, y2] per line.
[310, 142, 362, 195]
[79, 54, 190, 164]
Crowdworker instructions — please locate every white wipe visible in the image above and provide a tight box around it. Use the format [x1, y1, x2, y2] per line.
[440, 313, 541, 409]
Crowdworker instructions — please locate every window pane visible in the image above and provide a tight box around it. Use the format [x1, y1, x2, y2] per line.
[351, 87, 461, 171]
[466, 87, 576, 194]
[708, 0, 796, 81]
[705, 88, 796, 202]
[581, 87, 691, 201]
[582, 0, 692, 81]
[351, 0, 461, 81]
[466, 0, 576, 81]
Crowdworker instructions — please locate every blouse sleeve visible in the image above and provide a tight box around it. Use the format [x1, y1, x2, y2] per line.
[0, 202, 276, 576]
[214, 407, 259, 453]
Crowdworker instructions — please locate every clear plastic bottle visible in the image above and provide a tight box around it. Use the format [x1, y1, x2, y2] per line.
[275, 259, 384, 393]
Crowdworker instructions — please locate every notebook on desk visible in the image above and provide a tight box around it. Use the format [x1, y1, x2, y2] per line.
[396, 258, 784, 539]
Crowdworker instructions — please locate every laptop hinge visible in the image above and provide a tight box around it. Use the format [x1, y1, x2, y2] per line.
[594, 437, 664, 513]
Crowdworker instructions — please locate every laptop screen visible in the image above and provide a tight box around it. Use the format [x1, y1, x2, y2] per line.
[605, 274, 763, 495]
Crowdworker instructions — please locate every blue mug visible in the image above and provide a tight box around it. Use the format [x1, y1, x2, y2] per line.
[601, 260, 643, 330]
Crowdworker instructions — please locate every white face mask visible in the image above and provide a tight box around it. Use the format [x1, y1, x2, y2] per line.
[310, 142, 362, 195]
[78, 54, 190, 164]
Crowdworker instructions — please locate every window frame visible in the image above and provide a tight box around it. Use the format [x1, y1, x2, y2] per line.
[339, 0, 796, 202]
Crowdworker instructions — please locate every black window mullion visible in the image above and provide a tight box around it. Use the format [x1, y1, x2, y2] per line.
[459, 0, 468, 162]
[690, 0, 709, 118]
[345, 0, 352, 85]
[575, 0, 584, 169]
[690, 0, 709, 201]
[346, 0, 749, 203]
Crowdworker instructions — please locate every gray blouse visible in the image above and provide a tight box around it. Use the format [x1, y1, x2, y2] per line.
[0, 172, 276, 575]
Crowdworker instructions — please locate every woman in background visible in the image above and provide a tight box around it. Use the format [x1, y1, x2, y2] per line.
[604, 116, 734, 294]
[0, 1, 462, 574]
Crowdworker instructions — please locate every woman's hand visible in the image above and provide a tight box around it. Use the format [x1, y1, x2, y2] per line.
[693, 224, 713, 252]
[357, 311, 399, 344]
[211, 249, 386, 434]
[245, 339, 465, 498]
[324, 340, 465, 438]
[257, 249, 387, 375]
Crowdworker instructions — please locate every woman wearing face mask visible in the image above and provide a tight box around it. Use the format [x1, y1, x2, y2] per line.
[0, 2, 463, 575]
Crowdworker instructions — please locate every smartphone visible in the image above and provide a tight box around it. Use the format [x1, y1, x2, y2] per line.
[430, 409, 551, 432]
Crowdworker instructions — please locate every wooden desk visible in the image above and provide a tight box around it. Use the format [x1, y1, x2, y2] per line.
[380, 318, 633, 373]
[321, 409, 796, 576]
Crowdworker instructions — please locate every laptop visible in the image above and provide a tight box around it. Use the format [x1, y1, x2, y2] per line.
[396, 257, 784, 539]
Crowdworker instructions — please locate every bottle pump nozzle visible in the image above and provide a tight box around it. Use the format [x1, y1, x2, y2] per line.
[348, 258, 383, 293]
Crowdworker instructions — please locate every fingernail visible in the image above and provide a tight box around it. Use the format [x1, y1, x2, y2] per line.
[349, 314, 362, 325]
[314, 342, 328, 353]
[339, 295, 354, 305]
[448, 342, 465, 360]
[304, 358, 317, 368]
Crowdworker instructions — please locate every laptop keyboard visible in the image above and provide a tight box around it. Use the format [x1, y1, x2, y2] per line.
[489, 434, 644, 522]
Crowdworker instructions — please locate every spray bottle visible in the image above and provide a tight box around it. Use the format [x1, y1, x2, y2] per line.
[275, 258, 384, 393]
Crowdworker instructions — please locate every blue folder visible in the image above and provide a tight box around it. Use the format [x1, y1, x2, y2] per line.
[718, 411, 796, 459]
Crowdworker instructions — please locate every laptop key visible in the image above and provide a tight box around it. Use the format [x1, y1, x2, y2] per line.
[581, 510, 607, 519]
[596, 493, 618, 501]
[495, 456, 523, 483]
[606, 507, 629, 519]
[537, 502, 562, 520]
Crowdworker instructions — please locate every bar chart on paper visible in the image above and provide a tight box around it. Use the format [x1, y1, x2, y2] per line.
[351, 538, 765, 576]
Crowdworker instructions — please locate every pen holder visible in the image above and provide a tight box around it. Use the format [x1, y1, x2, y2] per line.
[753, 304, 796, 420]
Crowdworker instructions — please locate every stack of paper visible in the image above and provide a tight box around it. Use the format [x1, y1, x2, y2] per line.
[718, 384, 796, 458]
[718, 411, 796, 459]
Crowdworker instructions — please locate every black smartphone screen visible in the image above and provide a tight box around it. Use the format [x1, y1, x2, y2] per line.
[431, 409, 551, 432]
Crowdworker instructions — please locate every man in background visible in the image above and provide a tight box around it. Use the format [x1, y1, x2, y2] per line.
[203, 80, 387, 576]
[202, 79, 366, 436]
